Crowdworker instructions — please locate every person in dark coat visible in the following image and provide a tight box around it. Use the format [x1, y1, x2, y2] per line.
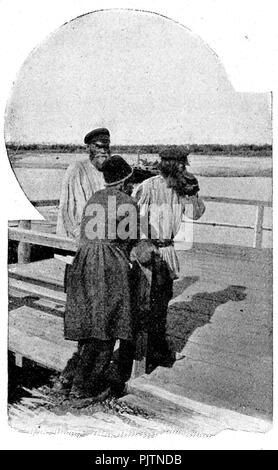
[58, 155, 153, 401]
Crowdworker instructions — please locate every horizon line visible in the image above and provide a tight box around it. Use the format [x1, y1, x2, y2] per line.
[5, 142, 272, 147]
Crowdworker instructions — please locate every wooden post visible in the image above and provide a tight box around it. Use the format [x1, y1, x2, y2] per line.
[130, 331, 148, 379]
[17, 220, 31, 263]
[15, 353, 23, 368]
[129, 262, 152, 379]
[253, 205, 264, 248]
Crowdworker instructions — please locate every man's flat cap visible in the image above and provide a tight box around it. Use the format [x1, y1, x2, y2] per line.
[84, 128, 110, 145]
[160, 146, 190, 165]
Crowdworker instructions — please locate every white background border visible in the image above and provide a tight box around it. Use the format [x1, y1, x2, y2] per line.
[0, 0, 277, 450]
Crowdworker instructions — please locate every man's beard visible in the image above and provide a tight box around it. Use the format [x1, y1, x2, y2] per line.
[89, 151, 96, 161]
[90, 153, 106, 170]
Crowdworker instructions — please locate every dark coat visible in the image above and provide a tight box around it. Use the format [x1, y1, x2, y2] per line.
[64, 187, 139, 341]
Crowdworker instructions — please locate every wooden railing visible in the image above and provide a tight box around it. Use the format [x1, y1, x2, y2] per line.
[9, 223, 77, 264]
[190, 196, 272, 249]
[8, 194, 272, 263]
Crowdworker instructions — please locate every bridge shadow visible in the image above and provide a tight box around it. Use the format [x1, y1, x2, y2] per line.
[166, 284, 247, 356]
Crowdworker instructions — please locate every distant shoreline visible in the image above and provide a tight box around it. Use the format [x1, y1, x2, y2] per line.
[6, 143, 272, 158]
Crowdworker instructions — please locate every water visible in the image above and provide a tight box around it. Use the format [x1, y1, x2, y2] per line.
[12, 153, 272, 248]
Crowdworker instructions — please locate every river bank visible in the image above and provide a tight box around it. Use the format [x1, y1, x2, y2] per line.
[10, 152, 272, 248]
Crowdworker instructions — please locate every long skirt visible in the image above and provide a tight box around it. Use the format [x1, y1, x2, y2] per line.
[64, 240, 134, 342]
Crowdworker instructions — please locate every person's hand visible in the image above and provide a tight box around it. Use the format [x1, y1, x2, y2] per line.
[183, 173, 199, 196]
[130, 240, 158, 266]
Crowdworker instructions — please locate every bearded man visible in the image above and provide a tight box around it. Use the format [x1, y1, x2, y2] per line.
[56, 127, 110, 241]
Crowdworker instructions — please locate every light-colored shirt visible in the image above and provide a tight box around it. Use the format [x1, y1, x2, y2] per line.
[57, 159, 105, 239]
[133, 174, 205, 278]
[56, 160, 105, 264]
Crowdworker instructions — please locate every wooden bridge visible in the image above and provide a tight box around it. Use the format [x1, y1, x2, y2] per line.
[8, 194, 272, 433]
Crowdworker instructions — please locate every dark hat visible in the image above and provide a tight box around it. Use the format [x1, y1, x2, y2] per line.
[84, 128, 110, 145]
[159, 146, 190, 165]
[102, 155, 133, 186]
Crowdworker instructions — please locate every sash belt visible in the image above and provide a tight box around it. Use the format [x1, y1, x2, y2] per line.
[152, 239, 174, 248]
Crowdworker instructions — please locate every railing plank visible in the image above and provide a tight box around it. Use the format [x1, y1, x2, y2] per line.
[9, 278, 66, 304]
[182, 220, 272, 231]
[8, 227, 77, 252]
[201, 196, 272, 207]
[29, 196, 272, 208]
[33, 199, 59, 207]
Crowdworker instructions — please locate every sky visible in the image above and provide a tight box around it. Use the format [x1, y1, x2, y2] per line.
[4, 9, 272, 145]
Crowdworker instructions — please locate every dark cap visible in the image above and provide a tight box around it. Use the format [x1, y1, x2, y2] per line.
[84, 128, 110, 145]
[159, 146, 190, 165]
[102, 155, 133, 186]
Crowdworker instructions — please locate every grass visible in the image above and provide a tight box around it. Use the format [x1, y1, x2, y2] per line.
[6, 143, 272, 158]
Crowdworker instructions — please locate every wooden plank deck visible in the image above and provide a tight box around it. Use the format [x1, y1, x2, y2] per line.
[8, 246, 272, 428]
[9, 258, 71, 370]
[9, 257, 66, 288]
[126, 248, 272, 424]
[9, 306, 77, 371]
